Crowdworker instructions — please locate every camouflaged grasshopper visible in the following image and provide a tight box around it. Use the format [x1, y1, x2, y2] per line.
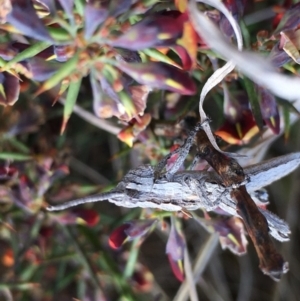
[47, 122, 300, 280]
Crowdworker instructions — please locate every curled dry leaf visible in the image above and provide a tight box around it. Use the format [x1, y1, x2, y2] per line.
[189, 0, 300, 101]
[188, 0, 243, 156]
[117, 113, 151, 147]
[280, 29, 300, 64]
[92, 74, 150, 122]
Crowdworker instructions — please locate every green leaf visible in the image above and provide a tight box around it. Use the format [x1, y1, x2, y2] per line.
[243, 77, 264, 132]
[35, 52, 80, 96]
[0, 153, 32, 161]
[5, 137, 31, 154]
[118, 90, 135, 119]
[277, 98, 300, 116]
[74, 0, 85, 16]
[3, 41, 51, 70]
[283, 105, 291, 140]
[61, 77, 82, 134]
[48, 27, 73, 43]
[142, 48, 181, 68]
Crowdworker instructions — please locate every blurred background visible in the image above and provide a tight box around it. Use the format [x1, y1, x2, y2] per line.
[0, 0, 300, 300]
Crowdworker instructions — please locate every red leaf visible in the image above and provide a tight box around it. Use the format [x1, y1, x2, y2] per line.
[0, 165, 18, 179]
[108, 224, 130, 249]
[273, 2, 300, 35]
[117, 113, 151, 147]
[167, 255, 184, 282]
[109, 15, 183, 50]
[132, 266, 153, 292]
[176, 14, 199, 69]
[216, 110, 259, 145]
[75, 209, 100, 226]
[117, 62, 196, 95]
[172, 45, 193, 70]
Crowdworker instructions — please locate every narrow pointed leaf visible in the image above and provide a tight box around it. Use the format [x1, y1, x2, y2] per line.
[61, 77, 82, 134]
[7, 0, 53, 42]
[142, 48, 181, 68]
[116, 62, 196, 95]
[35, 52, 79, 95]
[277, 98, 300, 116]
[48, 27, 72, 43]
[0, 152, 32, 161]
[3, 41, 51, 71]
[243, 77, 264, 132]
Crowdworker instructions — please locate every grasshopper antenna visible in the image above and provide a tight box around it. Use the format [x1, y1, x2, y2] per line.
[47, 192, 124, 211]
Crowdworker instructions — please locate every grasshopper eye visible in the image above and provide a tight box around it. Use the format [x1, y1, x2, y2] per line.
[235, 167, 244, 176]
[201, 145, 210, 156]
